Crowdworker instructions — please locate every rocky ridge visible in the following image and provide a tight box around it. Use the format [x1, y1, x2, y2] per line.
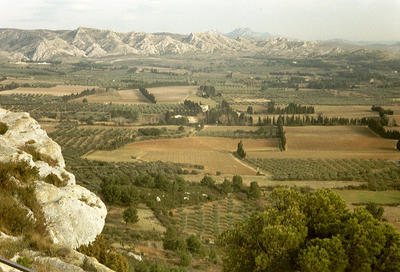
[0, 27, 345, 61]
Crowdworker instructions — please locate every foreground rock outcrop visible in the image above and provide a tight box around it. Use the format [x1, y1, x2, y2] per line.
[0, 108, 106, 249]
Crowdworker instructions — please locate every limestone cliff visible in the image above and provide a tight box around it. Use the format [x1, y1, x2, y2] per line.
[0, 108, 107, 250]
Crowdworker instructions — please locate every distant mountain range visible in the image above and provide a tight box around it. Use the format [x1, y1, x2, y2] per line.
[224, 27, 272, 40]
[0, 27, 397, 61]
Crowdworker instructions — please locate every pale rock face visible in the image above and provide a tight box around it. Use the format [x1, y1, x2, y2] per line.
[35, 181, 107, 249]
[0, 27, 357, 61]
[0, 108, 107, 249]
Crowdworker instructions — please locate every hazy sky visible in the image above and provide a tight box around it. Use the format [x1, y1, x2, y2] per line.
[0, 0, 399, 41]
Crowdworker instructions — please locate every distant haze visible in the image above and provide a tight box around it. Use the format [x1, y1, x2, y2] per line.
[0, 0, 399, 41]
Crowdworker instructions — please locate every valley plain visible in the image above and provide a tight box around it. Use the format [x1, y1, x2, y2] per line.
[1, 27, 400, 272]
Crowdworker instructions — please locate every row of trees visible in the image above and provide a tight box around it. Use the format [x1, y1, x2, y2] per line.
[368, 118, 400, 139]
[200, 175, 261, 200]
[371, 105, 394, 117]
[257, 115, 369, 126]
[139, 87, 156, 103]
[265, 102, 315, 114]
[61, 88, 98, 101]
[0, 82, 56, 91]
[277, 119, 286, 151]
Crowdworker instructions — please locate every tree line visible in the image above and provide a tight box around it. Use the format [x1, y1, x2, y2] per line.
[371, 105, 394, 117]
[61, 88, 98, 101]
[265, 102, 315, 114]
[257, 114, 369, 126]
[0, 81, 56, 91]
[139, 87, 156, 103]
[368, 118, 400, 139]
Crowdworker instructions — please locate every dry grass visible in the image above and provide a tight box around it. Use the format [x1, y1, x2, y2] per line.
[336, 190, 400, 205]
[38, 122, 58, 134]
[85, 137, 278, 175]
[0, 78, 62, 85]
[147, 86, 198, 104]
[247, 126, 400, 160]
[72, 89, 149, 104]
[382, 206, 400, 230]
[0, 85, 97, 96]
[106, 205, 165, 233]
[313, 105, 379, 118]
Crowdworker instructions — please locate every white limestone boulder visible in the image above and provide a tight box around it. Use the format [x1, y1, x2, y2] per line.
[0, 108, 107, 249]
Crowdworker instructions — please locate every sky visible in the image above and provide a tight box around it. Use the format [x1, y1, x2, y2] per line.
[0, 0, 399, 41]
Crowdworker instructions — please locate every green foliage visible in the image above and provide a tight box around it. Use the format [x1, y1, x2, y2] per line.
[218, 188, 400, 272]
[178, 251, 192, 267]
[220, 179, 233, 194]
[0, 194, 35, 235]
[163, 226, 186, 252]
[78, 235, 129, 272]
[298, 237, 347, 272]
[200, 175, 216, 187]
[132, 259, 187, 272]
[236, 140, 246, 159]
[248, 158, 400, 190]
[44, 173, 67, 187]
[248, 181, 261, 199]
[123, 205, 139, 224]
[232, 175, 243, 192]
[186, 235, 202, 255]
[0, 122, 8, 135]
[17, 257, 33, 268]
[365, 202, 385, 220]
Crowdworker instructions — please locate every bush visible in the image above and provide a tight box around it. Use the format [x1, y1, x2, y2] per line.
[78, 235, 128, 272]
[123, 205, 139, 224]
[19, 144, 58, 166]
[365, 202, 384, 220]
[0, 122, 8, 135]
[17, 257, 33, 268]
[179, 251, 191, 267]
[44, 173, 67, 187]
[186, 235, 202, 255]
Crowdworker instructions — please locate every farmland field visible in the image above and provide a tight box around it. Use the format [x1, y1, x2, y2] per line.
[171, 197, 258, 241]
[313, 105, 379, 118]
[183, 174, 365, 189]
[0, 84, 96, 96]
[71, 89, 150, 104]
[85, 137, 279, 175]
[336, 190, 400, 205]
[247, 157, 400, 181]
[147, 86, 198, 103]
[106, 204, 166, 233]
[248, 126, 400, 159]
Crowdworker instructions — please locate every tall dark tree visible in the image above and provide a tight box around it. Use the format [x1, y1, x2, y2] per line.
[236, 140, 246, 159]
